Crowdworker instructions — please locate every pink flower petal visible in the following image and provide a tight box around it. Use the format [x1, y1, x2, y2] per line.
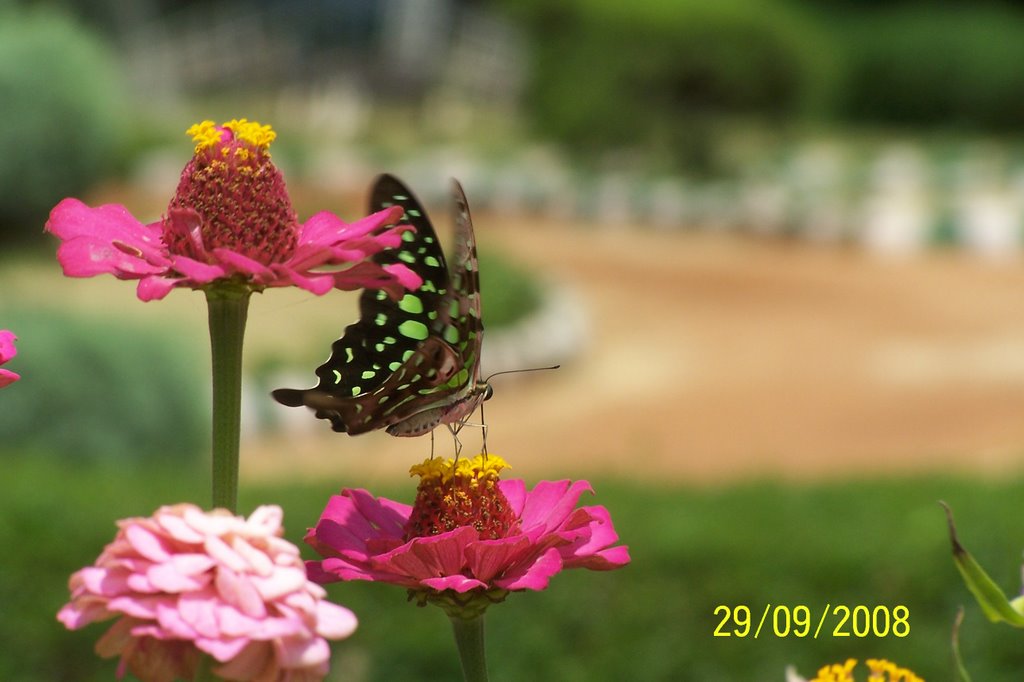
[315, 601, 358, 639]
[210, 248, 275, 279]
[277, 633, 331, 669]
[46, 199, 169, 277]
[465, 536, 531, 583]
[58, 503, 355, 678]
[0, 330, 17, 363]
[0, 369, 19, 387]
[297, 206, 402, 247]
[168, 255, 228, 284]
[496, 547, 564, 591]
[136, 275, 183, 301]
[125, 525, 172, 562]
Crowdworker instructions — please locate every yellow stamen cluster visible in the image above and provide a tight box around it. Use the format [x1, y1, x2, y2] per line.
[186, 118, 276, 154]
[866, 658, 922, 682]
[405, 454, 516, 540]
[409, 454, 509, 487]
[811, 659, 857, 682]
[808, 659, 922, 682]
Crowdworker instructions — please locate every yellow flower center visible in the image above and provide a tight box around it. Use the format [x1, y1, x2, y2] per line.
[808, 659, 922, 682]
[187, 118, 276, 154]
[404, 455, 516, 541]
[164, 118, 297, 267]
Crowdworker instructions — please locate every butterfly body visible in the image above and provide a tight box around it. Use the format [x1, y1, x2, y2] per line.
[272, 174, 489, 437]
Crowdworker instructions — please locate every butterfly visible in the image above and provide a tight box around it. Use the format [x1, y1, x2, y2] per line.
[272, 173, 492, 438]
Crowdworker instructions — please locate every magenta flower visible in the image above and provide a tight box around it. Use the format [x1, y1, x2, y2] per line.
[305, 455, 630, 615]
[0, 330, 19, 387]
[45, 119, 419, 301]
[58, 504, 357, 682]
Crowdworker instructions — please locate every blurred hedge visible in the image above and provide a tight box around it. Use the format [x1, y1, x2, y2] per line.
[837, 6, 1024, 131]
[504, 0, 838, 171]
[0, 8, 127, 239]
[505, 0, 1024, 168]
[0, 307, 206, 464]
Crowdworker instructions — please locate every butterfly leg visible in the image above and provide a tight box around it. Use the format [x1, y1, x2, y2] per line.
[447, 422, 464, 461]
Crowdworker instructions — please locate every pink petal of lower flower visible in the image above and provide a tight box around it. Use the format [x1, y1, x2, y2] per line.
[306, 489, 409, 558]
[465, 536, 531, 584]
[195, 634, 251, 663]
[211, 641, 275, 680]
[377, 528, 476, 580]
[519, 480, 594, 534]
[57, 600, 110, 629]
[315, 601, 358, 639]
[175, 590, 221, 638]
[0, 369, 21, 387]
[125, 524, 172, 562]
[420, 575, 489, 593]
[277, 633, 331, 668]
[495, 547, 563, 591]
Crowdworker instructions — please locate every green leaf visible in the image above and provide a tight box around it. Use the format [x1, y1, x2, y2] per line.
[942, 502, 1024, 626]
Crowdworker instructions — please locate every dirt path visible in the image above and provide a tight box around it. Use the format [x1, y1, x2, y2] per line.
[247, 219, 1024, 485]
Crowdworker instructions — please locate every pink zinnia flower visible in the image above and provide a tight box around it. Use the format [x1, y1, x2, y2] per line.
[0, 330, 19, 387]
[58, 504, 357, 682]
[306, 455, 630, 616]
[45, 119, 419, 301]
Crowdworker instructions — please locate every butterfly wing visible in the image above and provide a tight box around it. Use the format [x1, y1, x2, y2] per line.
[273, 174, 489, 436]
[443, 180, 485, 391]
[272, 174, 454, 432]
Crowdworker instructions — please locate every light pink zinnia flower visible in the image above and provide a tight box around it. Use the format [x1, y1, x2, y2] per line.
[0, 330, 19, 387]
[58, 504, 357, 682]
[45, 119, 419, 301]
[306, 455, 630, 616]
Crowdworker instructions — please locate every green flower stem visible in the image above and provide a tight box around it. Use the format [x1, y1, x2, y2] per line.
[205, 287, 251, 513]
[194, 653, 216, 682]
[450, 614, 489, 682]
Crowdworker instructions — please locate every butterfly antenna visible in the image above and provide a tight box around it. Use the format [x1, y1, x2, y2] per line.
[483, 364, 561, 383]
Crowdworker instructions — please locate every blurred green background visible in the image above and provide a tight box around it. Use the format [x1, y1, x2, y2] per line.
[6, 0, 1024, 679]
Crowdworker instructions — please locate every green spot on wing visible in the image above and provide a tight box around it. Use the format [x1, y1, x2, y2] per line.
[398, 252, 416, 264]
[398, 294, 424, 314]
[401, 230, 415, 242]
[361, 370, 376, 380]
[398, 320, 429, 340]
[444, 327, 459, 344]
[351, 386, 361, 396]
[375, 313, 387, 326]
[421, 280, 438, 293]
[333, 369, 342, 384]
[345, 348, 354, 362]
[375, 342, 384, 352]
[424, 255, 440, 267]
[402, 350, 414, 362]
[389, 361, 401, 371]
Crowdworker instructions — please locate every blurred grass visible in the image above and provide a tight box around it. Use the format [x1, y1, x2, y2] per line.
[7, 451, 1024, 680]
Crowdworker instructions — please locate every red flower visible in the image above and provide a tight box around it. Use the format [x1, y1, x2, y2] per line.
[45, 119, 419, 300]
[305, 455, 630, 615]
